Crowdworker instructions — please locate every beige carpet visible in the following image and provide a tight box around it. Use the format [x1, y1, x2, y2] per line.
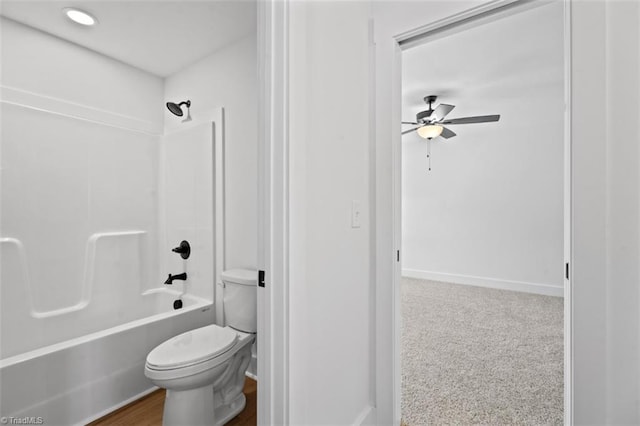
[401, 277, 563, 425]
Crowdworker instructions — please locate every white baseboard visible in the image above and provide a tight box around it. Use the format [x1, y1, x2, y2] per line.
[402, 268, 564, 297]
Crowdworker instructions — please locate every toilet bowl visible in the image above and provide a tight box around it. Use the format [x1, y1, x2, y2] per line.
[145, 269, 257, 426]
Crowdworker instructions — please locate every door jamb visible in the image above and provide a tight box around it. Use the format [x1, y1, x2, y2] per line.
[257, 0, 290, 424]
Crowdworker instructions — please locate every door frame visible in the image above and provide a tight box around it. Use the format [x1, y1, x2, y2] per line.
[374, 0, 573, 424]
[256, 0, 290, 424]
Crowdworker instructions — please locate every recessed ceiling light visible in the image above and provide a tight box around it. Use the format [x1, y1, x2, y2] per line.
[63, 8, 97, 26]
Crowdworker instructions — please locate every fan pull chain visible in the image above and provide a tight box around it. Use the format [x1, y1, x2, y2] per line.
[427, 138, 432, 171]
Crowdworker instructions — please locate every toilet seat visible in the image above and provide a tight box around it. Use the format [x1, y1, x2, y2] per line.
[146, 324, 238, 371]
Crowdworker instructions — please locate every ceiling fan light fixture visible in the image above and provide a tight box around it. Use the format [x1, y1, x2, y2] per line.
[417, 124, 443, 139]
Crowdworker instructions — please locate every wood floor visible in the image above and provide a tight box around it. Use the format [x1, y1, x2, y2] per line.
[89, 377, 256, 426]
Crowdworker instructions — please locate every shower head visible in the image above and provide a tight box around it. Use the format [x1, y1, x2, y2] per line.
[166, 100, 191, 117]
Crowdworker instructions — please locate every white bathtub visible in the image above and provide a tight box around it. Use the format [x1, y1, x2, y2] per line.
[0, 289, 214, 425]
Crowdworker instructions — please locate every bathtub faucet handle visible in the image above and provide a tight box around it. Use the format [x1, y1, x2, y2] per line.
[171, 240, 191, 259]
[164, 272, 187, 285]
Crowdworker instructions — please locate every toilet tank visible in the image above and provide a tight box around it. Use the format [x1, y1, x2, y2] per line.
[221, 269, 257, 333]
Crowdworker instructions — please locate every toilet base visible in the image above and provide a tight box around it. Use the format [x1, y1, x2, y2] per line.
[213, 393, 246, 426]
[163, 385, 214, 426]
[161, 386, 246, 426]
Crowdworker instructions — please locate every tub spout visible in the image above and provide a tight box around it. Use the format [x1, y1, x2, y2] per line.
[165, 272, 187, 285]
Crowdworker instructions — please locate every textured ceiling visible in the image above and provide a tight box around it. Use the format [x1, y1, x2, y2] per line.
[0, 0, 256, 77]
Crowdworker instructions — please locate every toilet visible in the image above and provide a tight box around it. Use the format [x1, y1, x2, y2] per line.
[145, 269, 257, 426]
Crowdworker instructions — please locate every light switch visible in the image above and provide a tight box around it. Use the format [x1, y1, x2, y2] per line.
[351, 200, 361, 228]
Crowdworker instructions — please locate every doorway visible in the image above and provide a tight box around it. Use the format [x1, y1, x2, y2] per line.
[391, 1, 571, 424]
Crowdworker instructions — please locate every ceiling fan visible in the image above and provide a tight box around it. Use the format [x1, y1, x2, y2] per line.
[402, 95, 500, 140]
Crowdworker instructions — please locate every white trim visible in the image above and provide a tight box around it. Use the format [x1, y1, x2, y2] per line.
[402, 269, 564, 297]
[214, 111, 226, 324]
[373, 17, 402, 426]
[562, 0, 573, 422]
[257, 0, 290, 424]
[367, 14, 378, 421]
[217, 112, 226, 276]
[391, 40, 403, 426]
[397, 0, 537, 48]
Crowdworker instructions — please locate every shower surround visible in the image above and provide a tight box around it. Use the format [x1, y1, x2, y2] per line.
[0, 17, 224, 425]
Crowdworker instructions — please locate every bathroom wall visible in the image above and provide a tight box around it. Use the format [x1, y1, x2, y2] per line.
[1, 15, 253, 345]
[0, 17, 164, 352]
[163, 34, 258, 273]
[0, 17, 163, 130]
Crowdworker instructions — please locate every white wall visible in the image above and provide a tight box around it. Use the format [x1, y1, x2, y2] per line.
[0, 17, 163, 130]
[603, 2, 640, 421]
[0, 18, 164, 343]
[163, 34, 258, 273]
[571, 1, 640, 423]
[401, 2, 564, 296]
[2, 13, 256, 340]
[287, 1, 373, 424]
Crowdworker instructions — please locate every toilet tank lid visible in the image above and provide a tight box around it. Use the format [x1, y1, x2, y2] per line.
[221, 269, 257, 286]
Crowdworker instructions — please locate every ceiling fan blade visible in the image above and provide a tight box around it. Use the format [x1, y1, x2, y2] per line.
[402, 121, 419, 125]
[402, 127, 420, 135]
[433, 104, 455, 121]
[440, 127, 456, 139]
[441, 115, 500, 125]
